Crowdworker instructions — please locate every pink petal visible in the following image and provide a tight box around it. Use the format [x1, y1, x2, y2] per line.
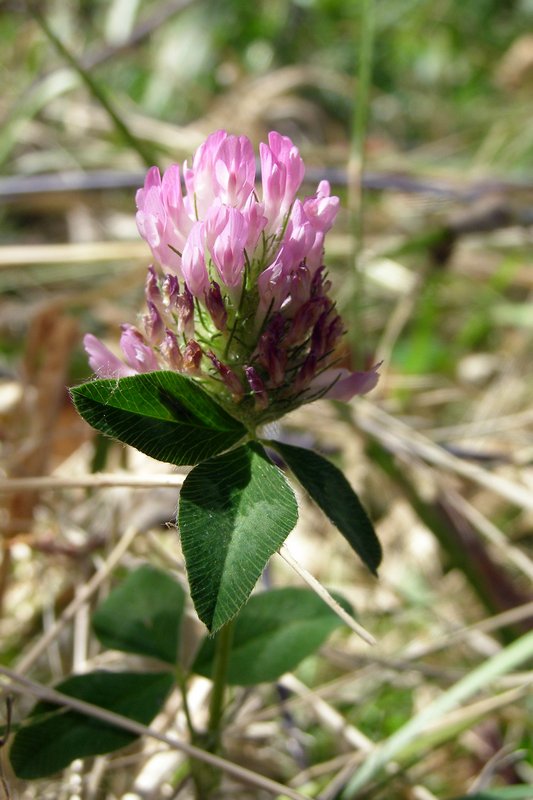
[120, 325, 160, 373]
[214, 134, 255, 208]
[310, 365, 381, 401]
[282, 200, 315, 263]
[267, 132, 305, 201]
[181, 221, 209, 297]
[260, 132, 305, 233]
[257, 258, 291, 313]
[242, 196, 267, 251]
[135, 165, 189, 272]
[302, 181, 340, 270]
[206, 203, 248, 288]
[303, 180, 340, 233]
[185, 130, 227, 216]
[83, 334, 135, 378]
[257, 201, 314, 305]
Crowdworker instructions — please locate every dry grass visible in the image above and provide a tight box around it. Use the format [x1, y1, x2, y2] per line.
[1, 3, 533, 798]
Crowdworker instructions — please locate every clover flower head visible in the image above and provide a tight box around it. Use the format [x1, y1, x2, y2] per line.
[85, 130, 379, 428]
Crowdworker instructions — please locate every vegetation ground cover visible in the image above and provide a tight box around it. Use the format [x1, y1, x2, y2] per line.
[0, 2, 532, 798]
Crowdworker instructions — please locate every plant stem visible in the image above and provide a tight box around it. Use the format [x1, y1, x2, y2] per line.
[27, 1, 157, 168]
[350, 0, 376, 264]
[176, 670, 196, 741]
[207, 620, 235, 750]
[188, 621, 235, 799]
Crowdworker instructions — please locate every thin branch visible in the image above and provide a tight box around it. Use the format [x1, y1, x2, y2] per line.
[281, 673, 373, 752]
[80, 0, 197, 72]
[0, 667, 308, 800]
[26, 2, 156, 167]
[445, 487, 533, 582]
[4, 524, 140, 680]
[354, 400, 533, 512]
[278, 545, 376, 646]
[401, 601, 533, 662]
[0, 474, 185, 492]
[0, 241, 147, 269]
[349, 0, 376, 268]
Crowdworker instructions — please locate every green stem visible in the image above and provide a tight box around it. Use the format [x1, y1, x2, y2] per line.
[176, 670, 196, 741]
[348, 0, 376, 344]
[188, 621, 235, 799]
[223, 264, 248, 360]
[350, 0, 376, 261]
[207, 620, 235, 750]
[27, 2, 156, 168]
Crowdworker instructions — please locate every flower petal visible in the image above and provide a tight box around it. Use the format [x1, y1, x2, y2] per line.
[310, 365, 381, 401]
[83, 334, 136, 378]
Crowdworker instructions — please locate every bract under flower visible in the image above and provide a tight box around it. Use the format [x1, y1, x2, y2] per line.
[85, 130, 379, 428]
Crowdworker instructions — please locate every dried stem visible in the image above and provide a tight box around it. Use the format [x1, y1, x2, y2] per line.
[0, 666, 308, 800]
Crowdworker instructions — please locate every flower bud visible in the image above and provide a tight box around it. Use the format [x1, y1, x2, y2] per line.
[145, 264, 162, 307]
[303, 180, 340, 269]
[160, 329, 183, 371]
[204, 281, 228, 331]
[120, 325, 159, 373]
[289, 263, 312, 309]
[207, 351, 244, 401]
[294, 351, 317, 394]
[244, 365, 269, 411]
[310, 311, 332, 360]
[243, 196, 267, 252]
[205, 203, 248, 289]
[325, 314, 345, 353]
[181, 221, 209, 297]
[256, 313, 288, 387]
[182, 340, 203, 374]
[143, 301, 164, 344]
[136, 166, 189, 271]
[162, 274, 180, 309]
[260, 132, 305, 233]
[214, 134, 256, 208]
[259, 340, 287, 388]
[285, 297, 329, 347]
[311, 266, 330, 297]
[177, 283, 195, 339]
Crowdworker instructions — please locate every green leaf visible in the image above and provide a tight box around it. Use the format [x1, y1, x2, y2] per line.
[70, 371, 246, 466]
[193, 587, 352, 685]
[92, 565, 185, 665]
[270, 440, 382, 574]
[178, 442, 298, 632]
[10, 671, 174, 779]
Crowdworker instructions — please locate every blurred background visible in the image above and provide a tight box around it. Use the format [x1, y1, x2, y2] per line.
[1, 1, 532, 798]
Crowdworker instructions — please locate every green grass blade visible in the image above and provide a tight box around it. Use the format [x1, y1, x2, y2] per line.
[343, 630, 533, 797]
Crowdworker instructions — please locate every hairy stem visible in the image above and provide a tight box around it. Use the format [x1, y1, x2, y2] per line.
[207, 620, 235, 748]
[189, 620, 235, 798]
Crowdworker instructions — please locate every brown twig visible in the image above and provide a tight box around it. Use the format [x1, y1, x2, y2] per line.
[0, 667, 308, 800]
[0, 474, 185, 492]
[3, 167, 533, 202]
